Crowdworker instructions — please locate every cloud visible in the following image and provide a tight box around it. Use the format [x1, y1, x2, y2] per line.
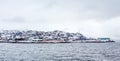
[2, 17, 25, 23]
[102, 16, 120, 40]
[80, 0, 120, 19]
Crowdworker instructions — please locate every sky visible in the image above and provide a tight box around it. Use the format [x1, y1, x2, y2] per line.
[0, 0, 120, 41]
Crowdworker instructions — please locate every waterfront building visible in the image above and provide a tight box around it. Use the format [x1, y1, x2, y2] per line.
[97, 38, 111, 42]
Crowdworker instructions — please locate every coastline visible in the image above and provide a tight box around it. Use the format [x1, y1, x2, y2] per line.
[0, 40, 115, 44]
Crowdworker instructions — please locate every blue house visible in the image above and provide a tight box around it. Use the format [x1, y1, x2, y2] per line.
[97, 38, 111, 42]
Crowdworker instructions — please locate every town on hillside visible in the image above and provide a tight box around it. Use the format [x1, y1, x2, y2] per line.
[0, 30, 114, 43]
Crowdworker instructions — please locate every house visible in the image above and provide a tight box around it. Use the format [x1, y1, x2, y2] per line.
[97, 38, 111, 42]
[28, 36, 43, 43]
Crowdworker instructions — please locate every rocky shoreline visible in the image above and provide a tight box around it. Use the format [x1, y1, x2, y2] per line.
[0, 40, 115, 43]
[0, 30, 115, 43]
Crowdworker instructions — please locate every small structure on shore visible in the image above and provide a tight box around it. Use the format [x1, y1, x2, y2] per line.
[97, 38, 114, 42]
[29, 39, 43, 43]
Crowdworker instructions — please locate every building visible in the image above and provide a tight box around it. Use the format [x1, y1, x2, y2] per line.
[97, 38, 111, 42]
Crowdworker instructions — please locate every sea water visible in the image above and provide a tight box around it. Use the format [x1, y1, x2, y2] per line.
[0, 43, 120, 61]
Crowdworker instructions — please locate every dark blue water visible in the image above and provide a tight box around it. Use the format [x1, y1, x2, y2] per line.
[0, 43, 120, 61]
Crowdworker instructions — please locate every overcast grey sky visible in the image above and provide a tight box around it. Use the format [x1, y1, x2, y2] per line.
[0, 0, 120, 40]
